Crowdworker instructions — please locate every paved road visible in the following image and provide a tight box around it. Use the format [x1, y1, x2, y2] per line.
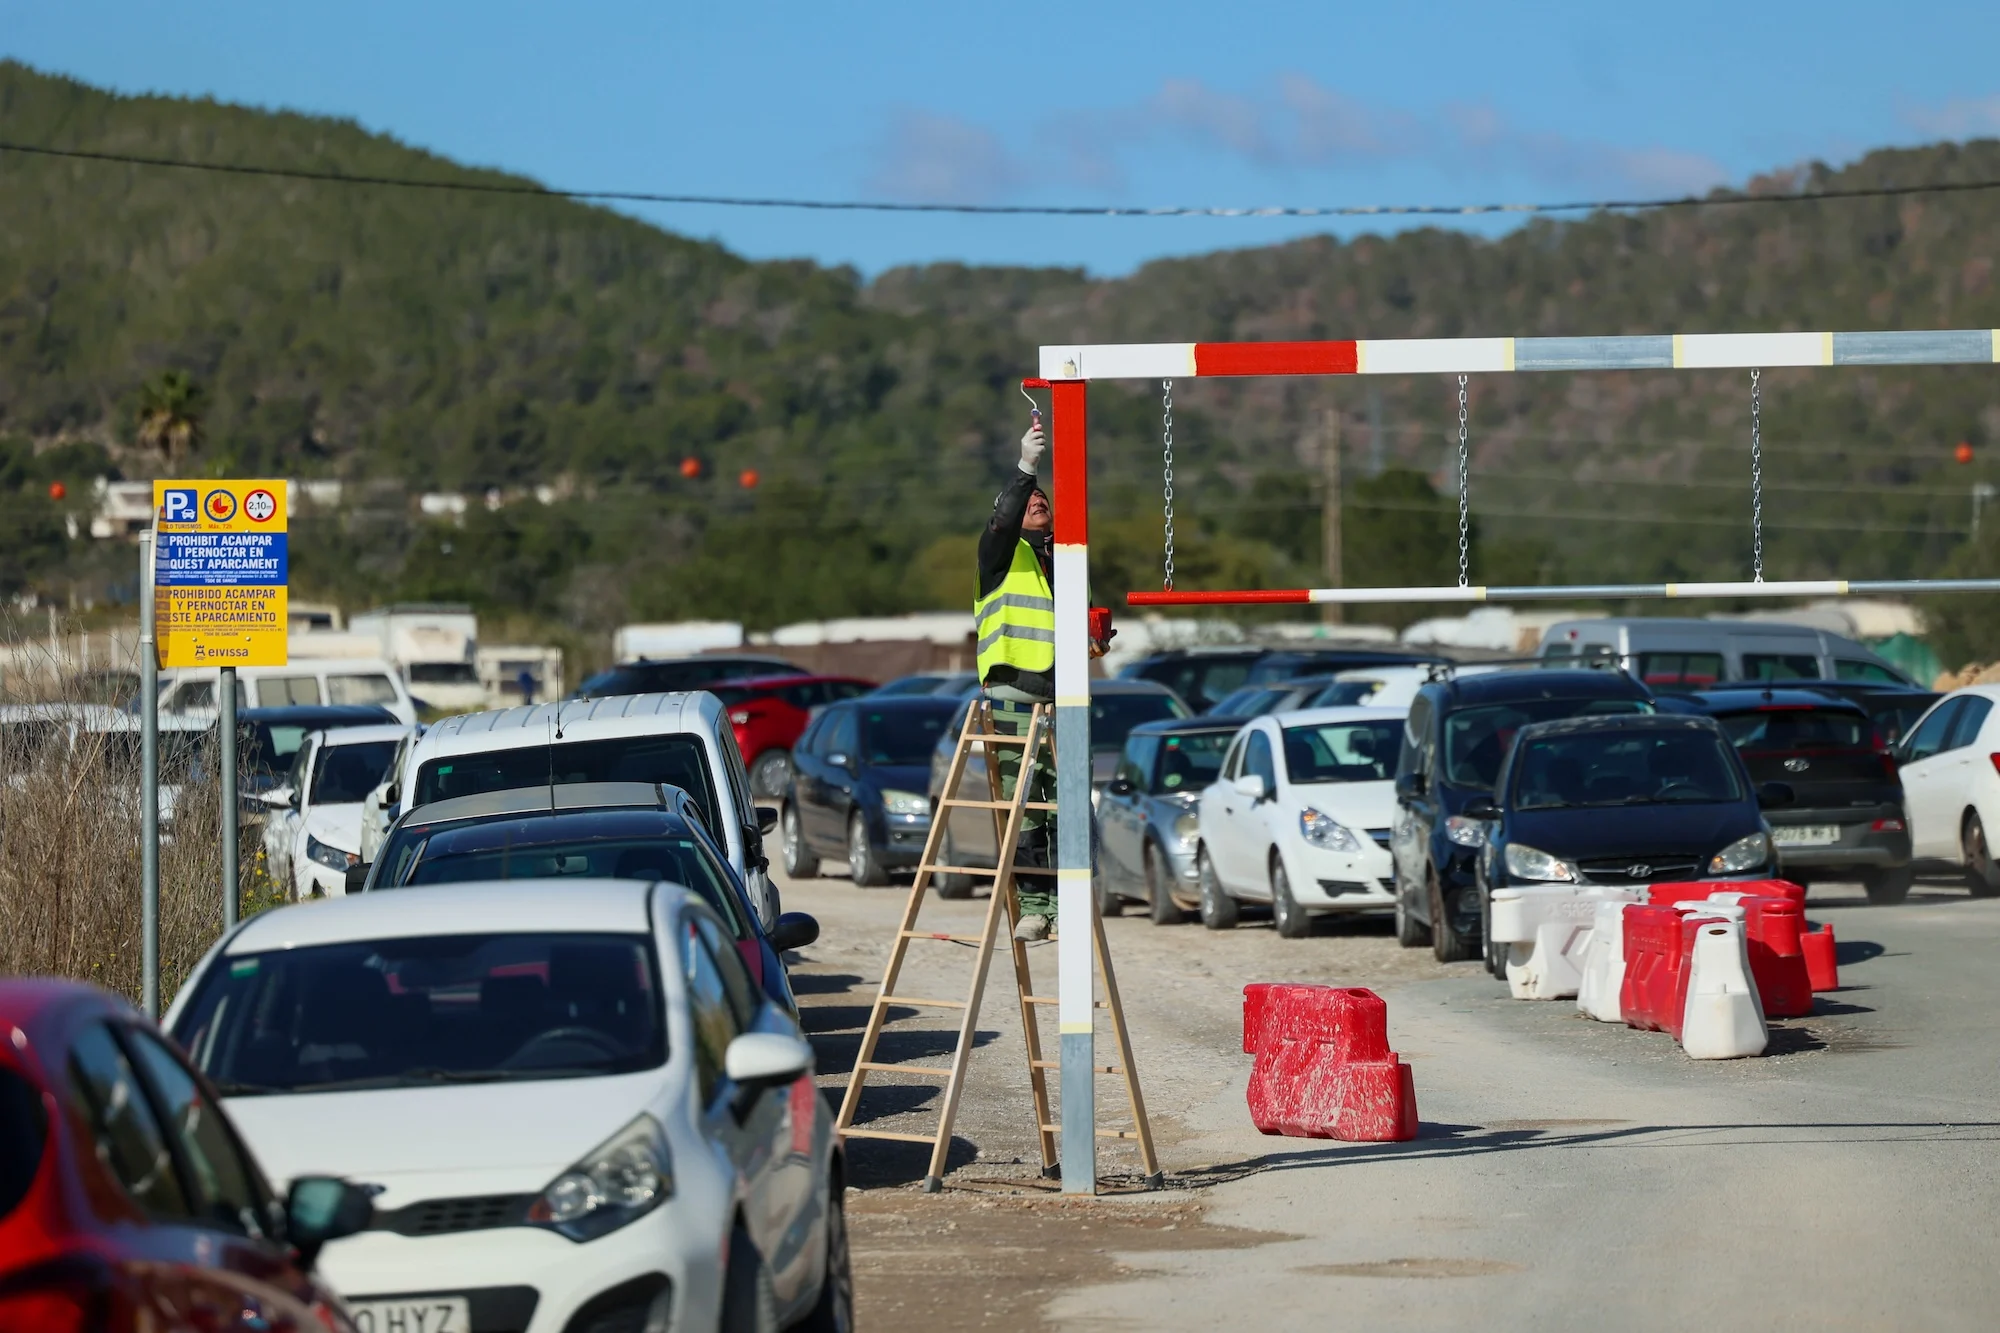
[779, 862, 2000, 1331]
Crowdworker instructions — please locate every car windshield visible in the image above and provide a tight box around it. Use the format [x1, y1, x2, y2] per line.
[171, 931, 666, 1094]
[241, 723, 312, 777]
[1513, 729, 1744, 810]
[861, 707, 951, 766]
[1093, 693, 1188, 751]
[312, 741, 399, 804]
[1283, 720, 1402, 783]
[1150, 731, 1232, 794]
[413, 734, 720, 839]
[1715, 708, 1869, 750]
[1314, 680, 1383, 707]
[1443, 698, 1651, 789]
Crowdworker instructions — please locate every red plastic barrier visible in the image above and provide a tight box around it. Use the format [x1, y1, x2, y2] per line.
[1619, 904, 1685, 1032]
[1738, 897, 1812, 1018]
[1242, 984, 1418, 1142]
[1649, 878, 1806, 908]
[1802, 922, 1840, 992]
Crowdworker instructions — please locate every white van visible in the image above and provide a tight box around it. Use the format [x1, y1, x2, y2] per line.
[158, 659, 417, 725]
[1537, 617, 1916, 689]
[388, 692, 779, 927]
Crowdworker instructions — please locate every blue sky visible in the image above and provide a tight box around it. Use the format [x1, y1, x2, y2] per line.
[5, 0, 2000, 276]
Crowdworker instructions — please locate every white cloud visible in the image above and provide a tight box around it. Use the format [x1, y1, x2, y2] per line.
[1899, 95, 2000, 139]
[864, 108, 1027, 204]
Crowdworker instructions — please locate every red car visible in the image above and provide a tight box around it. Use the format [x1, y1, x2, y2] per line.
[709, 674, 877, 796]
[0, 978, 373, 1331]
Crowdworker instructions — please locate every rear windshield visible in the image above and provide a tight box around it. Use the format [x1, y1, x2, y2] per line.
[860, 707, 952, 766]
[1443, 698, 1652, 790]
[1514, 730, 1744, 810]
[414, 734, 720, 837]
[1282, 720, 1402, 784]
[1092, 693, 1189, 751]
[1151, 731, 1232, 794]
[172, 932, 665, 1095]
[312, 741, 399, 804]
[1715, 708, 1869, 750]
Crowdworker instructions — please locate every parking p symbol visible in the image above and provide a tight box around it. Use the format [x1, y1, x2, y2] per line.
[161, 488, 198, 523]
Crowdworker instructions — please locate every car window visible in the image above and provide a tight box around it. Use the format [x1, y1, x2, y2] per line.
[826, 680, 872, 702]
[684, 916, 750, 1106]
[1867, 695, 1937, 747]
[1513, 729, 1743, 809]
[1442, 697, 1651, 790]
[413, 732, 722, 839]
[284, 737, 314, 798]
[824, 709, 858, 760]
[861, 707, 951, 766]
[1243, 730, 1278, 789]
[260, 676, 324, 707]
[1637, 652, 1724, 689]
[1116, 735, 1159, 789]
[1282, 720, 1402, 783]
[1192, 662, 1253, 711]
[1741, 653, 1822, 682]
[1152, 731, 1231, 793]
[1400, 695, 1433, 782]
[123, 1028, 268, 1237]
[68, 1023, 190, 1218]
[682, 821, 759, 940]
[1221, 733, 1247, 780]
[329, 673, 400, 707]
[0, 1067, 47, 1223]
[1948, 696, 1994, 751]
[1903, 699, 1963, 762]
[311, 741, 399, 805]
[795, 714, 828, 757]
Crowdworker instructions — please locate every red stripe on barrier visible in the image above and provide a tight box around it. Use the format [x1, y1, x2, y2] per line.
[1194, 340, 1359, 377]
[1051, 380, 1088, 546]
[1128, 588, 1312, 605]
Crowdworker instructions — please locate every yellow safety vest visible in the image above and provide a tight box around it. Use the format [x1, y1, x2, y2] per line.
[975, 540, 1056, 681]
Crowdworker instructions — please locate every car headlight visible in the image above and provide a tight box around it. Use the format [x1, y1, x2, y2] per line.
[1299, 807, 1360, 853]
[1444, 815, 1488, 848]
[1172, 812, 1200, 843]
[305, 834, 357, 871]
[882, 789, 929, 817]
[1708, 831, 1771, 875]
[527, 1112, 672, 1242]
[1504, 843, 1579, 883]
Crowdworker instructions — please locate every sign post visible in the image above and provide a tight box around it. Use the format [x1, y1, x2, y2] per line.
[152, 481, 288, 933]
[138, 529, 159, 1019]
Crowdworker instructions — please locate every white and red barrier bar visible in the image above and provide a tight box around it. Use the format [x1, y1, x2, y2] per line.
[1127, 578, 2000, 607]
[1040, 330, 2000, 381]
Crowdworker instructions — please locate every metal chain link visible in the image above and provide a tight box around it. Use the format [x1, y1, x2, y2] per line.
[1456, 374, 1470, 588]
[1749, 368, 1764, 583]
[1161, 378, 1176, 591]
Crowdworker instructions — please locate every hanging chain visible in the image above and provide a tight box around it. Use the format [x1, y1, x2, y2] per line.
[1749, 368, 1764, 583]
[1456, 374, 1471, 588]
[1161, 378, 1176, 591]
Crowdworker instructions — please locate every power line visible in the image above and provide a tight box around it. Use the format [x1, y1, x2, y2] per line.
[3, 138, 1997, 219]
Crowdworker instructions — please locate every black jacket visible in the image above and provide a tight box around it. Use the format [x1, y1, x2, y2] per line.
[977, 469, 1053, 694]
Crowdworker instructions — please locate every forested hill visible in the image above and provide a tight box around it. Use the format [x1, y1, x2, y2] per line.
[6, 59, 2000, 657]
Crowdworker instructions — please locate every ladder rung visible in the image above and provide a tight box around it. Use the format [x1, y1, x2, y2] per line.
[919, 863, 1001, 876]
[838, 1129, 940, 1144]
[856, 1061, 954, 1077]
[900, 931, 988, 943]
[1024, 996, 1107, 1007]
[964, 732, 1034, 745]
[939, 797, 1060, 811]
[877, 995, 968, 1009]
[1029, 1060, 1123, 1073]
[1037, 1125, 1144, 1140]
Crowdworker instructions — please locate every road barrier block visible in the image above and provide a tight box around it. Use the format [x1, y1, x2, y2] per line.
[1802, 921, 1840, 992]
[1490, 884, 1644, 1000]
[1619, 904, 1688, 1032]
[1649, 878, 1806, 908]
[1242, 984, 1418, 1142]
[1656, 887, 1815, 1018]
[1577, 899, 1633, 1023]
[1680, 918, 1769, 1059]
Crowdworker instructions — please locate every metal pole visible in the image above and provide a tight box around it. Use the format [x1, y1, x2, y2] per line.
[138, 530, 160, 1019]
[1320, 406, 1343, 626]
[220, 665, 238, 930]
[1128, 577, 2000, 608]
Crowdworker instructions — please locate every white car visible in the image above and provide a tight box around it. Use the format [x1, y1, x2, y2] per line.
[1897, 685, 2000, 894]
[159, 658, 419, 725]
[165, 879, 851, 1333]
[1315, 664, 1500, 711]
[357, 725, 425, 865]
[1194, 705, 1407, 937]
[261, 723, 412, 898]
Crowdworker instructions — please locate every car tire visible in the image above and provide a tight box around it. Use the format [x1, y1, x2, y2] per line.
[720, 1222, 780, 1333]
[749, 749, 793, 800]
[931, 823, 973, 899]
[1145, 846, 1183, 925]
[1096, 868, 1124, 917]
[1197, 847, 1239, 930]
[796, 1170, 854, 1333]
[1860, 865, 1914, 905]
[1428, 868, 1476, 963]
[1270, 856, 1309, 939]
[1394, 873, 1432, 948]
[782, 804, 819, 879]
[1964, 812, 2000, 898]
[848, 813, 888, 887]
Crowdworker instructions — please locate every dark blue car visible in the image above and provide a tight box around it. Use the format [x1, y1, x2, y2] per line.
[782, 695, 959, 885]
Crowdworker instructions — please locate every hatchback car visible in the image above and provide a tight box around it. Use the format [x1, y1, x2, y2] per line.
[167, 880, 852, 1333]
[710, 674, 877, 798]
[0, 978, 371, 1331]
[1894, 686, 2000, 897]
[260, 723, 412, 899]
[1121, 646, 1436, 714]
[1095, 717, 1248, 922]
[783, 694, 960, 885]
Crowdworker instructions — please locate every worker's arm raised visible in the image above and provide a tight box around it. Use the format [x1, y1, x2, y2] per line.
[978, 442, 1042, 596]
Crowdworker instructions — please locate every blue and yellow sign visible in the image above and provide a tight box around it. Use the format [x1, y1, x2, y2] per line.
[153, 480, 288, 669]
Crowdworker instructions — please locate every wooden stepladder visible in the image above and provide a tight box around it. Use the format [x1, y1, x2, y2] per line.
[833, 698, 1160, 1193]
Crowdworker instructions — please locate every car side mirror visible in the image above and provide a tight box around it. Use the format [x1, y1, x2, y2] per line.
[384, 782, 400, 805]
[1757, 781, 1795, 810]
[769, 911, 820, 953]
[827, 752, 852, 770]
[1232, 773, 1268, 802]
[1462, 796, 1501, 820]
[343, 864, 371, 894]
[257, 786, 295, 811]
[285, 1176, 373, 1270]
[756, 805, 779, 836]
[725, 1031, 814, 1120]
[1106, 776, 1135, 797]
[1395, 771, 1427, 799]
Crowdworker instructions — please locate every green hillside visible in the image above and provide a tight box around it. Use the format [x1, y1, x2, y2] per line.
[5, 60, 2000, 660]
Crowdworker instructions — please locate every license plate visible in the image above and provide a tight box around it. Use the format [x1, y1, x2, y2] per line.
[1774, 824, 1841, 847]
[349, 1298, 471, 1333]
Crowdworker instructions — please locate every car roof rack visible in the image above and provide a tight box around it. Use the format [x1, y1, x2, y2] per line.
[402, 781, 679, 826]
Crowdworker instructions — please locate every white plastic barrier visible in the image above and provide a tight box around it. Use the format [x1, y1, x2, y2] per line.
[1490, 885, 1644, 1000]
[1576, 899, 1629, 1023]
[1680, 918, 1769, 1060]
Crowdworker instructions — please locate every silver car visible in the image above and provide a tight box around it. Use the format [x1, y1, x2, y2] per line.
[1095, 717, 1247, 921]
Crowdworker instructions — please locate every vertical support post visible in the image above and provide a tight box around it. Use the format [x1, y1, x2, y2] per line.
[1320, 406, 1343, 626]
[138, 529, 161, 1019]
[220, 665, 239, 930]
[1049, 378, 1095, 1196]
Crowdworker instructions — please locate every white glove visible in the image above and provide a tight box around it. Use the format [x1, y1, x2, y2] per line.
[1018, 423, 1046, 474]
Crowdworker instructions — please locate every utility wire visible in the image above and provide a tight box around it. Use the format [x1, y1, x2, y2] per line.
[3, 138, 1998, 219]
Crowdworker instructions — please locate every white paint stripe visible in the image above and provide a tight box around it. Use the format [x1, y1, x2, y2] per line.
[1052, 546, 1091, 704]
[1307, 585, 1489, 603]
[1356, 337, 1514, 375]
[1665, 579, 1848, 598]
[1674, 332, 1829, 368]
[1038, 343, 1194, 380]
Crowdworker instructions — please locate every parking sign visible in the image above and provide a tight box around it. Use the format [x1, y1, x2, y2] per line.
[152, 479, 289, 669]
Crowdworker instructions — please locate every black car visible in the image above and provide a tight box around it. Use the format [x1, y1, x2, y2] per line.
[1797, 681, 1942, 748]
[783, 695, 959, 886]
[1671, 688, 1912, 902]
[1120, 646, 1438, 714]
[1470, 713, 1789, 973]
[1096, 717, 1250, 922]
[1391, 668, 1655, 963]
[1202, 675, 1340, 719]
[572, 654, 799, 699]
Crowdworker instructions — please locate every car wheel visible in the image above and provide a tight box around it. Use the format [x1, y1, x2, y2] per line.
[931, 823, 973, 899]
[1860, 865, 1913, 905]
[720, 1221, 780, 1333]
[749, 749, 793, 799]
[1145, 846, 1183, 925]
[1428, 868, 1476, 963]
[1394, 871, 1431, 948]
[796, 1170, 854, 1333]
[848, 813, 888, 887]
[1270, 856, 1309, 939]
[1964, 812, 2000, 898]
[782, 804, 819, 879]
[1096, 867, 1124, 917]
[1197, 847, 1239, 930]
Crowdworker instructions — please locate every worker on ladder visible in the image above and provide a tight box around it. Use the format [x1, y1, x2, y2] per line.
[975, 417, 1108, 941]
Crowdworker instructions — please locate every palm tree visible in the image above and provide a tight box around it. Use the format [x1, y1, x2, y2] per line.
[135, 371, 205, 467]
